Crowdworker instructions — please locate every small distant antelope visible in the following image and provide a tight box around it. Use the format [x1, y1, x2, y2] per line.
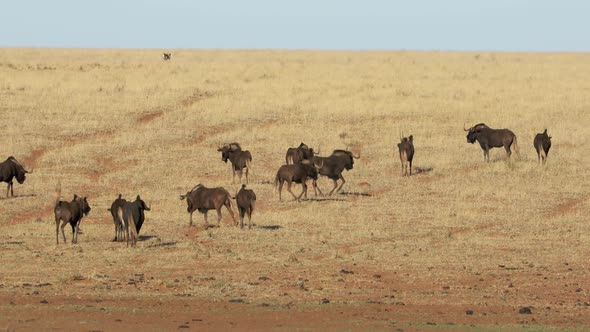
[161, 53, 172, 61]
[533, 129, 552, 165]
[397, 134, 414, 177]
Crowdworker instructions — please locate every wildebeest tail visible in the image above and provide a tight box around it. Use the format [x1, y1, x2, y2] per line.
[55, 182, 62, 208]
[512, 135, 521, 158]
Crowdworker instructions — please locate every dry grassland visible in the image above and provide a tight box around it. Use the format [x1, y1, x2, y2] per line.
[1, 48, 590, 331]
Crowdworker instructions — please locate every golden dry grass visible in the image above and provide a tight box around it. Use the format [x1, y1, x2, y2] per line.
[1, 48, 590, 330]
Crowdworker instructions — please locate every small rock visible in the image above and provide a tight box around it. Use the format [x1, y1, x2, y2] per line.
[229, 299, 244, 303]
[466, 310, 474, 315]
[40, 300, 48, 304]
[258, 276, 271, 281]
[340, 269, 354, 274]
[519, 307, 532, 314]
[178, 324, 189, 329]
[321, 298, 330, 304]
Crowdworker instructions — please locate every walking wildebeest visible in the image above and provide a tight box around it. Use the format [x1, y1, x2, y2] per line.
[234, 184, 256, 229]
[108, 194, 127, 242]
[464, 123, 520, 162]
[217, 143, 252, 184]
[274, 160, 322, 201]
[533, 129, 552, 165]
[180, 184, 236, 227]
[0, 156, 32, 198]
[397, 135, 415, 177]
[162, 53, 172, 61]
[285, 142, 318, 164]
[54, 187, 91, 245]
[311, 149, 360, 195]
[117, 195, 151, 247]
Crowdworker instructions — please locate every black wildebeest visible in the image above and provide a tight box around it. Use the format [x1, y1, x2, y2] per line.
[180, 184, 236, 227]
[0, 156, 32, 198]
[533, 129, 552, 165]
[162, 53, 172, 61]
[285, 142, 318, 164]
[234, 184, 256, 229]
[54, 187, 91, 244]
[397, 135, 415, 176]
[311, 149, 360, 195]
[464, 123, 520, 162]
[217, 143, 252, 184]
[117, 195, 151, 247]
[274, 160, 321, 201]
[108, 194, 127, 242]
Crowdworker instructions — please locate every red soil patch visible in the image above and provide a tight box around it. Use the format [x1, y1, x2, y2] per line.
[21, 148, 48, 168]
[138, 111, 164, 124]
[11, 204, 54, 225]
[546, 196, 588, 219]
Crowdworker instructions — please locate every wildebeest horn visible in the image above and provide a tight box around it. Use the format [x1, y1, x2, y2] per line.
[313, 158, 324, 169]
[25, 167, 33, 173]
[180, 194, 186, 200]
[463, 123, 471, 131]
[353, 152, 360, 159]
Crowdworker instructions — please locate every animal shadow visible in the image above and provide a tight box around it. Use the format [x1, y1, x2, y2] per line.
[303, 197, 348, 202]
[0, 193, 36, 200]
[338, 191, 371, 197]
[139, 235, 159, 242]
[413, 166, 433, 175]
[258, 225, 282, 230]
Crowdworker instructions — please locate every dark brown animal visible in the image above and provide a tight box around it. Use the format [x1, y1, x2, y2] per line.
[533, 129, 552, 165]
[0, 156, 32, 198]
[464, 123, 520, 162]
[180, 184, 236, 227]
[234, 184, 256, 229]
[311, 149, 360, 195]
[397, 135, 415, 176]
[54, 187, 91, 245]
[217, 143, 252, 184]
[108, 194, 127, 242]
[117, 195, 151, 247]
[285, 142, 317, 164]
[274, 160, 321, 201]
[162, 53, 172, 60]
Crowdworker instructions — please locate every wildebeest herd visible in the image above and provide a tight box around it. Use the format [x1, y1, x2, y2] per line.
[1, 125, 552, 247]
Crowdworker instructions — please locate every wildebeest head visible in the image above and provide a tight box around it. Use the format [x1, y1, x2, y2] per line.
[331, 149, 360, 170]
[180, 184, 202, 212]
[464, 123, 489, 144]
[7, 156, 31, 184]
[217, 143, 241, 163]
[134, 195, 151, 211]
[74, 194, 91, 216]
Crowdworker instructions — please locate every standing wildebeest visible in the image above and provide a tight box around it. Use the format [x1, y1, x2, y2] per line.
[234, 184, 256, 229]
[285, 142, 318, 164]
[108, 194, 127, 242]
[54, 187, 91, 245]
[0, 156, 32, 198]
[162, 53, 172, 61]
[274, 160, 322, 201]
[311, 149, 360, 195]
[180, 184, 236, 227]
[117, 195, 151, 247]
[533, 129, 552, 165]
[217, 143, 252, 184]
[464, 123, 520, 162]
[397, 135, 415, 177]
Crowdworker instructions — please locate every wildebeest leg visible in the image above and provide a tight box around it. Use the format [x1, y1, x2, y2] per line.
[298, 181, 308, 200]
[287, 182, 298, 201]
[278, 180, 284, 201]
[328, 179, 339, 196]
[55, 217, 60, 244]
[409, 160, 413, 176]
[247, 207, 252, 230]
[245, 167, 249, 184]
[216, 207, 222, 227]
[239, 207, 245, 229]
[61, 220, 68, 244]
[203, 212, 209, 228]
[74, 220, 81, 244]
[9, 181, 14, 197]
[237, 169, 243, 184]
[335, 174, 346, 193]
[189, 211, 193, 227]
[505, 144, 512, 160]
[313, 179, 323, 196]
[540, 150, 546, 165]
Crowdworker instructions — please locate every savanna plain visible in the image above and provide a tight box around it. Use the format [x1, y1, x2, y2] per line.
[1, 48, 589, 331]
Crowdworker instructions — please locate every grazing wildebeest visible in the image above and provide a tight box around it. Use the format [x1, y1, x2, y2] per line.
[274, 160, 322, 201]
[180, 184, 236, 227]
[108, 194, 127, 242]
[0, 156, 32, 198]
[311, 149, 360, 195]
[117, 195, 151, 247]
[234, 184, 256, 229]
[162, 53, 172, 61]
[54, 187, 91, 245]
[464, 123, 520, 162]
[217, 143, 252, 184]
[397, 135, 415, 177]
[285, 142, 318, 164]
[533, 129, 552, 165]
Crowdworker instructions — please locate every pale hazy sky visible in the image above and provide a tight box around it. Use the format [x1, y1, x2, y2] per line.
[1, 0, 589, 51]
